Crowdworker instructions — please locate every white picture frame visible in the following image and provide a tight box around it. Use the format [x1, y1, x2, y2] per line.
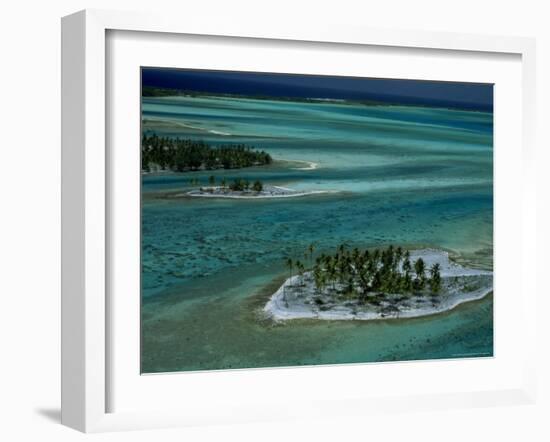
[61, 9, 538, 433]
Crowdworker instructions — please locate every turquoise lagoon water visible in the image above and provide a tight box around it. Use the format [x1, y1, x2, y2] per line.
[141, 95, 493, 373]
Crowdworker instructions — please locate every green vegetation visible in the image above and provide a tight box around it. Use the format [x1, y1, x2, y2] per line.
[225, 178, 265, 192]
[141, 86, 181, 97]
[229, 178, 249, 191]
[286, 244, 442, 300]
[141, 134, 272, 172]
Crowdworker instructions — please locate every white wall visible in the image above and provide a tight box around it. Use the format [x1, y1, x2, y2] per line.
[0, 1, 548, 441]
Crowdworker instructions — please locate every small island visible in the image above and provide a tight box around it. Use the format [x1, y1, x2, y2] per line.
[183, 177, 337, 200]
[264, 244, 492, 321]
[141, 134, 272, 172]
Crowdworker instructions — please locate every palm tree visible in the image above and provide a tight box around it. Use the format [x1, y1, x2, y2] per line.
[308, 243, 315, 267]
[252, 180, 263, 192]
[395, 246, 403, 270]
[363, 249, 370, 261]
[372, 270, 382, 292]
[357, 265, 371, 298]
[313, 266, 326, 294]
[414, 258, 426, 290]
[402, 255, 412, 274]
[429, 263, 441, 294]
[338, 255, 349, 284]
[338, 244, 345, 256]
[284, 257, 294, 297]
[372, 248, 380, 267]
[285, 257, 293, 282]
[295, 260, 305, 282]
[351, 247, 360, 273]
[327, 259, 337, 291]
[345, 276, 355, 298]
[387, 245, 395, 267]
[400, 272, 413, 293]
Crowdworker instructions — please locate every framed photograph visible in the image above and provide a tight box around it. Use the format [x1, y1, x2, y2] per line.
[139, 66, 496, 373]
[62, 9, 538, 432]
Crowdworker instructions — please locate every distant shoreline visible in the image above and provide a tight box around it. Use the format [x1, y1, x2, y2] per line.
[142, 88, 493, 113]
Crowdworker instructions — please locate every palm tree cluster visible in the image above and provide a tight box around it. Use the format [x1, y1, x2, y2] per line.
[287, 244, 442, 299]
[226, 178, 264, 192]
[141, 134, 272, 172]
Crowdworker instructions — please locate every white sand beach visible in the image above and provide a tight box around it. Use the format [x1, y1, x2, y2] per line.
[182, 185, 337, 199]
[290, 160, 319, 170]
[264, 249, 493, 322]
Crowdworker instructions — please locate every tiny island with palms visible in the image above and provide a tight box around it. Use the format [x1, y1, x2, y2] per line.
[186, 176, 337, 199]
[265, 244, 492, 321]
